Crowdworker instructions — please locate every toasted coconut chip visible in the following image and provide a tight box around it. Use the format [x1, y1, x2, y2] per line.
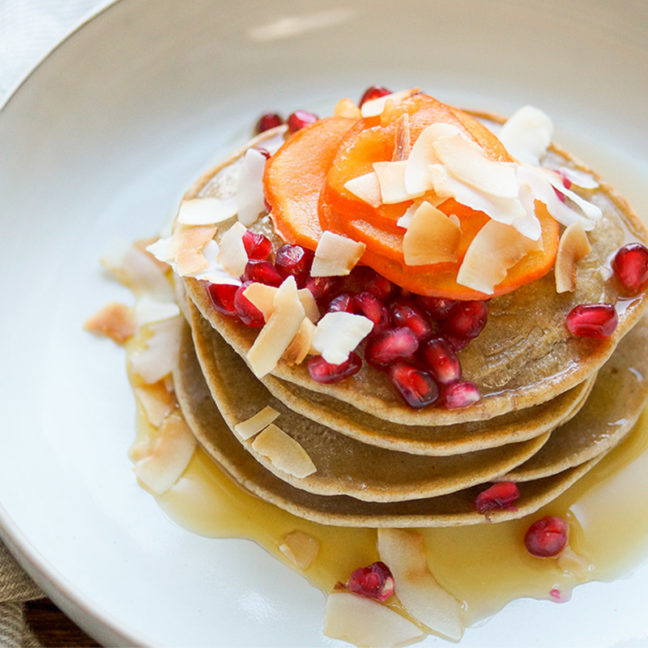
[251, 423, 316, 478]
[556, 166, 599, 189]
[173, 224, 218, 276]
[360, 88, 420, 118]
[247, 277, 305, 378]
[237, 148, 268, 226]
[133, 238, 170, 272]
[283, 317, 316, 365]
[433, 132, 519, 198]
[557, 544, 592, 580]
[312, 312, 374, 365]
[298, 289, 320, 323]
[84, 302, 135, 344]
[134, 381, 176, 427]
[404, 122, 457, 195]
[244, 283, 319, 323]
[392, 113, 411, 162]
[498, 105, 553, 165]
[555, 222, 592, 293]
[378, 529, 464, 641]
[403, 201, 461, 266]
[177, 197, 237, 226]
[373, 161, 420, 204]
[457, 220, 541, 295]
[134, 413, 196, 495]
[234, 405, 280, 441]
[396, 202, 420, 229]
[216, 221, 249, 278]
[134, 296, 181, 326]
[541, 168, 602, 222]
[193, 240, 242, 286]
[279, 530, 320, 570]
[311, 231, 366, 277]
[129, 439, 152, 463]
[344, 172, 382, 208]
[334, 98, 361, 119]
[324, 592, 425, 648]
[130, 315, 183, 383]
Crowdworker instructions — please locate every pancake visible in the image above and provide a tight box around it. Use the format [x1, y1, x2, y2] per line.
[174, 321, 605, 527]
[183, 119, 648, 427]
[186, 302, 550, 502]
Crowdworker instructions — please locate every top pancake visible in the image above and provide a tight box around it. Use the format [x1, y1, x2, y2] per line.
[182, 116, 648, 427]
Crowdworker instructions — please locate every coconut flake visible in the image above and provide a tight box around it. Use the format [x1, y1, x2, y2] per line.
[177, 197, 237, 225]
[234, 405, 280, 441]
[251, 423, 317, 478]
[344, 172, 382, 208]
[217, 221, 249, 278]
[243, 283, 319, 323]
[541, 168, 602, 222]
[134, 382, 176, 427]
[392, 113, 411, 161]
[312, 312, 373, 365]
[279, 531, 319, 570]
[396, 202, 420, 229]
[556, 166, 599, 189]
[333, 98, 361, 119]
[84, 302, 136, 344]
[134, 296, 181, 326]
[298, 289, 320, 323]
[282, 317, 316, 365]
[173, 224, 218, 276]
[555, 221, 591, 293]
[192, 240, 242, 286]
[402, 201, 461, 266]
[236, 148, 268, 226]
[373, 160, 421, 204]
[246, 277, 305, 378]
[130, 315, 183, 383]
[499, 105, 553, 165]
[311, 231, 366, 277]
[134, 413, 196, 494]
[457, 220, 541, 295]
[360, 88, 420, 118]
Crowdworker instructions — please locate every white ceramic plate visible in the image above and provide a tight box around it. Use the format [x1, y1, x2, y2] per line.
[1, 1, 648, 645]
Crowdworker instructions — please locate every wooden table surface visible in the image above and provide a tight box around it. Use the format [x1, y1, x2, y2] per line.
[25, 599, 99, 647]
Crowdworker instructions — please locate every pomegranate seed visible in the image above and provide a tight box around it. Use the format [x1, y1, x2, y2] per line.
[442, 300, 488, 340]
[354, 291, 390, 330]
[328, 292, 356, 313]
[207, 283, 238, 317]
[234, 281, 265, 327]
[524, 516, 568, 557]
[416, 295, 458, 321]
[308, 353, 362, 384]
[389, 362, 439, 409]
[256, 112, 283, 133]
[390, 299, 433, 341]
[241, 259, 283, 286]
[612, 242, 648, 293]
[241, 230, 272, 260]
[365, 327, 419, 367]
[566, 303, 618, 338]
[365, 273, 395, 300]
[444, 334, 471, 352]
[422, 338, 462, 385]
[359, 85, 392, 107]
[474, 481, 520, 514]
[346, 561, 394, 602]
[287, 110, 318, 133]
[304, 276, 343, 302]
[275, 244, 313, 286]
[444, 381, 481, 409]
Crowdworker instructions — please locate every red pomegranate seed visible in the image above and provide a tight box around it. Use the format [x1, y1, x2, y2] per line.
[234, 281, 265, 327]
[275, 244, 313, 286]
[524, 516, 568, 557]
[474, 481, 520, 514]
[207, 283, 238, 317]
[354, 291, 390, 330]
[359, 85, 392, 107]
[328, 292, 356, 313]
[256, 112, 283, 133]
[416, 295, 458, 321]
[444, 334, 471, 352]
[390, 299, 433, 341]
[305, 276, 343, 301]
[287, 110, 318, 133]
[422, 338, 462, 386]
[241, 259, 283, 286]
[346, 561, 394, 602]
[308, 353, 362, 384]
[444, 381, 481, 409]
[612, 242, 648, 293]
[365, 327, 419, 367]
[442, 300, 488, 340]
[566, 303, 618, 338]
[241, 230, 272, 260]
[365, 273, 395, 300]
[389, 362, 439, 409]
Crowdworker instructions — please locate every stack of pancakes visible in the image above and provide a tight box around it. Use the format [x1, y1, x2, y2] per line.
[171, 125, 648, 528]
